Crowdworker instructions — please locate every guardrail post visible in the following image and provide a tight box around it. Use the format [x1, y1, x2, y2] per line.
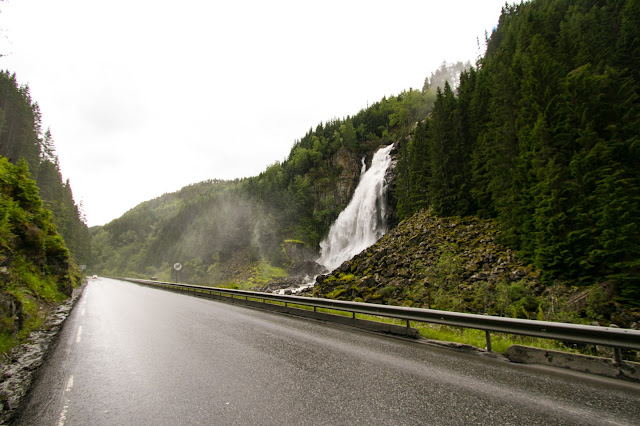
[613, 347, 624, 366]
[485, 330, 492, 352]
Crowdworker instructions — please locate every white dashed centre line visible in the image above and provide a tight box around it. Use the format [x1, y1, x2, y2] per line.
[65, 375, 74, 392]
[75, 326, 82, 344]
[58, 375, 74, 426]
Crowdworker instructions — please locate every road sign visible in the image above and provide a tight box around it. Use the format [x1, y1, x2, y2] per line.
[174, 263, 182, 271]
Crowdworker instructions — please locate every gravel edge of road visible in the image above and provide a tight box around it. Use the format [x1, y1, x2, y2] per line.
[0, 281, 87, 425]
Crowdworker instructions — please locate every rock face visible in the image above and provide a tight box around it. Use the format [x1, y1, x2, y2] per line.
[282, 240, 318, 264]
[0, 293, 23, 337]
[383, 142, 399, 229]
[329, 147, 364, 207]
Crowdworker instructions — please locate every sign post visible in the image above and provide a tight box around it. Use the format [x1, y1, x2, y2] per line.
[173, 262, 182, 283]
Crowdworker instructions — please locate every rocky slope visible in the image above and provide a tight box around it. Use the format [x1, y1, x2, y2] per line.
[310, 210, 639, 327]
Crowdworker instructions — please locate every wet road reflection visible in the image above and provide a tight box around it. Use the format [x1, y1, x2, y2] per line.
[15, 278, 640, 425]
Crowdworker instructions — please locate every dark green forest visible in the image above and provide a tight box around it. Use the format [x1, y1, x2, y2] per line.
[0, 71, 91, 266]
[395, 0, 640, 307]
[92, 0, 638, 311]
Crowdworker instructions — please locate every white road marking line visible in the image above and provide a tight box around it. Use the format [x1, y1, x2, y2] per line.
[57, 403, 69, 426]
[75, 326, 82, 343]
[65, 375, 74, 392]
[58, 376, 74, 426]
[80, 308, 85, 316]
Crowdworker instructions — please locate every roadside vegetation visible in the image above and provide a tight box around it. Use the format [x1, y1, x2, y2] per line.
[0, 157, 83, 354]
[0, 68, 88, 355]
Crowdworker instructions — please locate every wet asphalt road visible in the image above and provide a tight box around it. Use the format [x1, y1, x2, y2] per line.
[13, 278, 640, 425]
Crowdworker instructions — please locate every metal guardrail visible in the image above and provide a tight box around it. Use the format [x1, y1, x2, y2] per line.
[118, 278, 640, 360]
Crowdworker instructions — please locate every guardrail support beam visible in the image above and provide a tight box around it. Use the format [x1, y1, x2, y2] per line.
[117, 278, 640, 355]
[613, 347, 623, 366]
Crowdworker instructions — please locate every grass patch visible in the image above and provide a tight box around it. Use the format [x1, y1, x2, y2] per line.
[287, 303, 313, 310]
[315, 307, 354, 317]
[13, 257, 68, 303]
[213, 281, 241, 290]
[289, 306, 577, 355]
[0, 332, 15, 354]
[2, 287, 48, 354]
[235, 261, 288, 289]
[0, 260, 71, 355]
[415, 323, 579, 354]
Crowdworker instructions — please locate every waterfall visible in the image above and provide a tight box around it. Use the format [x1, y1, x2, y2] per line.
[318, 143, 394, 271]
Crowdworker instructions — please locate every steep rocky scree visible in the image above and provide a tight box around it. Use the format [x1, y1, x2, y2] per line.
[310, 210, 640, 327]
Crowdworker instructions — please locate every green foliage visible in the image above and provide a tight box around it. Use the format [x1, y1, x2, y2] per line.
[244, 261, 287, 289]
[395, 0, 640, 306]
[0, 157, 78, 354]
[0, 72, 41, 168]
[584, 286, 615, 321]
[0, 71, 90, 267]
[17, 259, 66, 302]
[416, 323, 578, 355]
[0, 332, 14, 354]
[326, 286, 347, 300]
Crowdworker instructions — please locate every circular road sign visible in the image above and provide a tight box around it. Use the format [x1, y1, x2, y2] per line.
[173, 263, 182, 271]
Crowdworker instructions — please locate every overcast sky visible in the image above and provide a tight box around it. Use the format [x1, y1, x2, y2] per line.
[1, 0, 508, 227]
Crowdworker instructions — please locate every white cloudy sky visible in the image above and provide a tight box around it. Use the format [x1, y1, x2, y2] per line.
[1, 0, 507, 227]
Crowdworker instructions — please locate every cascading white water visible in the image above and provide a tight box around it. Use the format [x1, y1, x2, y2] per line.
[318, 143, 394, 271]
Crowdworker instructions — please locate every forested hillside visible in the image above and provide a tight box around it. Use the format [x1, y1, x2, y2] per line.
[93, 0, 638, 313]
[395, 0, 640, 307]
[0, 71, 90, 266]
[89, 85, 437, 283]
[90, 58, 473, 285]
[0, 71, 87, 353]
